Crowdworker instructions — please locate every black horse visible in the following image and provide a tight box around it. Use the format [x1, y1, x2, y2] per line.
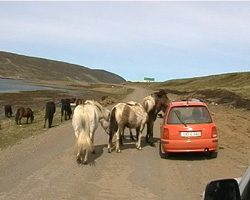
[61, 99, 72, 122]
[4, 105, 13, 118]
[44, 101, 56, 128]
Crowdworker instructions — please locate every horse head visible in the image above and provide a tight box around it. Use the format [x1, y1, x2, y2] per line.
[153, 90, 170, 113]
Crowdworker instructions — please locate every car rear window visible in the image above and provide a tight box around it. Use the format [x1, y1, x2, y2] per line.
[167, 106, 212, 124]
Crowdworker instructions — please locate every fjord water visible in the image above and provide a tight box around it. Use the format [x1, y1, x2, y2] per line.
[0, 79, 55, 93]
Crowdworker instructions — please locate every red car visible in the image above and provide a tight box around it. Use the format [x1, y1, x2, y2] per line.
[160, 99, 218, 158]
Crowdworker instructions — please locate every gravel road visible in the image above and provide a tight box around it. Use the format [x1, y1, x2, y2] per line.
[0, 86, 249, 200]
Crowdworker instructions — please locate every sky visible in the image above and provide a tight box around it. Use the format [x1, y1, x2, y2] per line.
[1, 1, 250, 82]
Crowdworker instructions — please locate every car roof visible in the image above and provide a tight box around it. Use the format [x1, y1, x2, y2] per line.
[169, 100, 207, 107]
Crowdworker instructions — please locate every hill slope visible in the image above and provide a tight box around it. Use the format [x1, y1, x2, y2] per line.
[0, 51, 125, 84]
[154, 72, 250, 109]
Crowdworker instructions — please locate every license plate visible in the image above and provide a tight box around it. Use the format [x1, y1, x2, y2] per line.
[180, 131, 201, 137]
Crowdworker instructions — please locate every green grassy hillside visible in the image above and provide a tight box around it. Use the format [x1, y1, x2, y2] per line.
[157, 72, 250, 99]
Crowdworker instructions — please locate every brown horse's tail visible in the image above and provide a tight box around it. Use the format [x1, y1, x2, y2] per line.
[15, 108, 20, 125]
[109, 107, 117, 142]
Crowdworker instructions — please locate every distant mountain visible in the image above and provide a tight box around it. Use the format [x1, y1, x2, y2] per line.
[0, 51, 126, 84]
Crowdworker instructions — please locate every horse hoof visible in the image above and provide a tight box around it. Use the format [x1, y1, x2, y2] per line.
[108, 149, 112, 153]
[83, 161, 88, 165]
[116, 149, 121, 153]
[137, 146, 142, 150]
[150, 142, 155, 147]
[76, 158, 82, 164]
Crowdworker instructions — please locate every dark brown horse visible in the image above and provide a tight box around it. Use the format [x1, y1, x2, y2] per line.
[44, 101, 56, 128]
[141, 90, 170, 146]
[15, 107, 34, 125]
[61, 99, 72, 122]
[4, 105, 13, 118]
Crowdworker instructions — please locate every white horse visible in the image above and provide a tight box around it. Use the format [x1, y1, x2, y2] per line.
[108, 101, 148, 153]
[72, 100, 110, 164]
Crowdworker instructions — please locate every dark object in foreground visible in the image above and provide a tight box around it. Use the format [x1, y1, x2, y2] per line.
[204, 179, 241, 200]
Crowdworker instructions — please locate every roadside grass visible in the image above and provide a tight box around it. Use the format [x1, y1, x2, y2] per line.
[0, 106, 63, 149]
[0, 84, 134, 149]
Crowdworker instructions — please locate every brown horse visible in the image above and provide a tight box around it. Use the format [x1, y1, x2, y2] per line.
[15, 107, 34, 125]
[4, 105, 13, 118]
[141, 90, 170, 146]
[44, 101, 56, 128]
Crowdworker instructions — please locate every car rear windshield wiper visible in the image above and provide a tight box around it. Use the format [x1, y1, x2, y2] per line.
[174, 110, 187, 127]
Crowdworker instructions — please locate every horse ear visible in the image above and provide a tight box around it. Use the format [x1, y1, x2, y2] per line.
[155, 90, 167, 97]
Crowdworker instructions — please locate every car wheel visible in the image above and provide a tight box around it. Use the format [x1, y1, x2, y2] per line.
[210, 151, 218, 158]
[159, 142, 169, 159]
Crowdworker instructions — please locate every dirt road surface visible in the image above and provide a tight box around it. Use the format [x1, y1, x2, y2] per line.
[0, 87, 250, 200]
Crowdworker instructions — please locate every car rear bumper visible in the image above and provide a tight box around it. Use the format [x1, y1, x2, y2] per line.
[161, 138, 218, 153]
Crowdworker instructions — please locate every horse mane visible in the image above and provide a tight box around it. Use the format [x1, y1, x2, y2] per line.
[84, 100, 110, 121]
[154, 90, 167, 98]
[126, 101, 139, 106]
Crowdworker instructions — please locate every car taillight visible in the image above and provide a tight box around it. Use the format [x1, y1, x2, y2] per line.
[162, 128, 169, 139]
[211, 127, 217, 138]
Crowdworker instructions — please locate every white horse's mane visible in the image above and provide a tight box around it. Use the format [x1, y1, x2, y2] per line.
[84, 100, 110, 121]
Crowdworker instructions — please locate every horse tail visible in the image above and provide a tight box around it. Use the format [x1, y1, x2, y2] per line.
[74, 113, 93, 156]
[142, 96, 155, 113]
[109, 106, 117, 140]
[76, 130, 93, 157]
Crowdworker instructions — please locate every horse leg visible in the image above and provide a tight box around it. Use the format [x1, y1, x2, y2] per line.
[44, 117, 47, 128]
[48, 115, 53, 128]
[83, 149, 88, 165]
[76, 149, 83, 164]
[65, 111, 67, 121]
[145, 122, 150, 142]
[115, 128, 122, 153]
[135, 128, 143, 150]
[90, 131, 95, 154]
[147, 121, 155, 146]
[61, 109, 63, 122]
[130, 128, 135, 141]
[108, 131, 114, 153]
[120, 131, 124, 146]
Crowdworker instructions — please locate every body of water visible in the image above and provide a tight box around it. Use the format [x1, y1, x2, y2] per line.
[0, 78, 57, 93]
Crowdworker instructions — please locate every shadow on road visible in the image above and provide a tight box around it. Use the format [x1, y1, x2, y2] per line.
[87, 144, 107, 166]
